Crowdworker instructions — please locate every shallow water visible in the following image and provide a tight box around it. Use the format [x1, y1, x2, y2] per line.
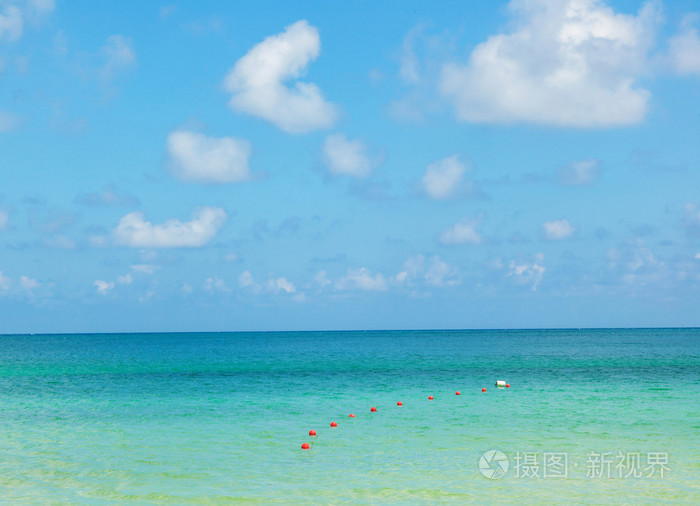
[1, 329, 698, 503]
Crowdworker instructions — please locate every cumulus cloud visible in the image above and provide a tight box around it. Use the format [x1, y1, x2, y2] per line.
[20, 275, 39, 290]
[99, 34, 136, 83]
[112, 207, 226, 248]
[607, 241, 664, 287]
[668, 14, 700, 76]
[94, 279, 114, 295]
[238, 270, 262, 293]
[166, 130, 252, 183]
[224, 20, 338, 134]
[543, 218, 575, 239]
[396, 255, 460, 287]
[336, 267, 387, 291]
[323, 133, 374, 177]
[268, 277, 296, 293]
[422, 155, 468, 199]
[116, 273, 132, 285]
[204, 276, 231, 293]
[508, 254, 546, 290]
[558, 159, 599, 185]
[0, 209, 8, 229]
[440, 217, 483, 245]
[440, 0, 660, 127]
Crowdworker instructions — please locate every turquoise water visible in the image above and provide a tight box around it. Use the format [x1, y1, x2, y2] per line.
[1, 329, 699, 504]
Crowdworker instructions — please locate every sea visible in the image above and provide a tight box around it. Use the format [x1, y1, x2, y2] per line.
[0, 328, 698, 504]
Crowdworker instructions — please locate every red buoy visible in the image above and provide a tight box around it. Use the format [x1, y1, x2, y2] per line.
[397, 401, 402, 406]
[456, 391, 461, 395]
[482, 388, 486, 392]
[506, 384, 510, 388]
[371, 406, 377, 412]
[348, 413, 355, 418]
[309, 429, 316, 436]
[428, 395, 434, 400]
[330, 421, 337, 427]
[301, 443, 310, 450]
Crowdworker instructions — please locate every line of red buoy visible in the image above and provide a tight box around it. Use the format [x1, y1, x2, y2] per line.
[301, 385, 512, 449]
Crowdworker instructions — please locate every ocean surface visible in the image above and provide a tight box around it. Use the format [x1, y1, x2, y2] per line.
[0, 329, 698, 504]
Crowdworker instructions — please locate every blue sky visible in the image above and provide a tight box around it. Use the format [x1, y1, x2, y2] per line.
[1, 0, 699, 333]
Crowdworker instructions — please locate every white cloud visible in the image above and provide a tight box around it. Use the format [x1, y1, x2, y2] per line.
[440, 217, 483, 245]
[223, 20, 338, 134]
[20, 275, 39, 290]
[99, 34, 136, 83]
[0, 209, 8, 229]
[323, 133, 374, 178]
[336, 267, 387, 291]
[440, 0, 660, 127]
[314, 270, 332, 288]
[94, 280, 114, 295]
[112, 207, 226, 248]
[396, 254, 461, 287]
[695, 253, 700, 260]
[0, 1, 54, 43]
[508, 254, 546, 290]
[543, 218, 575, 239]
[424, 256, 461, 287]
[399, 24, 424, 84]
[668, 14, 700, 76]
[0, 111, 20, 132]
[268, 277, 296, 293]
[422, 155, 467, 199]
[0, 5, 23, 42]
[116, 273, 132, 285]
[238, 270, 262, 293]
[607, 241, 664, 287]
[131, 264, 160, 275]
[166, 130, 252, 183]
[0, 271, 10, 290]
[238, 270, 255, 288]
[204, 276, 231, 293]
[558, 158, 599, 185]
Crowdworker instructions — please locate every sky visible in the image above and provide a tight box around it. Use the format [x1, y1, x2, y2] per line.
[1, 0, 699, 333]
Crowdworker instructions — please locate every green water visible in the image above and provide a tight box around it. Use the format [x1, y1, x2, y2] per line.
[0, 329, 698, 503]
